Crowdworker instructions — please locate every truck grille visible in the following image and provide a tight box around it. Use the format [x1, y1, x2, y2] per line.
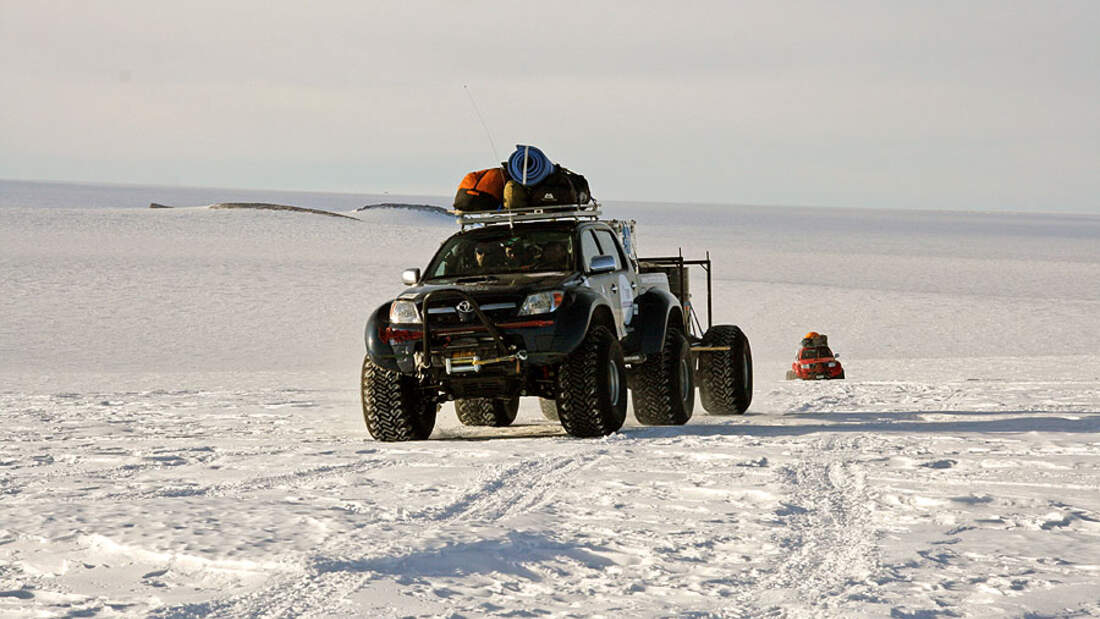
[425, 296, 520, 328]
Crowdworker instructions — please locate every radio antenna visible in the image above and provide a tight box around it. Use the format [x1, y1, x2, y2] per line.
[464, 85, 500, 161]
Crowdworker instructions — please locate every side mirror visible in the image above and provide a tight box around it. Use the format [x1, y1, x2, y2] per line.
[589, 255, 616, 274]
[834, 353, 841, 359]
[401, 268, 421, 285]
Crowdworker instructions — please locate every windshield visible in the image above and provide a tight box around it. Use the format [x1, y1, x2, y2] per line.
[425, 229, 575, 278]
[801, 347, 833, 360]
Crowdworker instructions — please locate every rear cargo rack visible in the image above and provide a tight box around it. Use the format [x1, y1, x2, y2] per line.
[453, 202, 602, 230]
[637, 251, 713, 338]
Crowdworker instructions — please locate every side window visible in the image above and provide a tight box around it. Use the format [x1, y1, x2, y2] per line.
[580, 230, 602, 272]
[594, 229, 624, 271]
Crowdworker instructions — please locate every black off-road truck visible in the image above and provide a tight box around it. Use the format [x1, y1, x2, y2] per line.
[361, 205, 752, 440]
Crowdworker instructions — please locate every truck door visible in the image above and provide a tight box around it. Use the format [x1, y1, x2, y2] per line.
[593, 228, 638, 330]
[580, 228, 624, 335]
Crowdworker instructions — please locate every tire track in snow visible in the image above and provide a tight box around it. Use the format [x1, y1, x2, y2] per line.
[402, 448, 604, 524]
[153, 444, 606, 618]
[102, 456, 400, 501]
[731, 435, 883, 617]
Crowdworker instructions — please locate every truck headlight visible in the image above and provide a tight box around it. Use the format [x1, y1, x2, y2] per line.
[517, 291, 564, 316]
[827, 362, 837, 368]
[389, 299, 421, 324]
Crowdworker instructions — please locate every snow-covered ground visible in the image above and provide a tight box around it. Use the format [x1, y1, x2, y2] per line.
[1, 195, 1099, 617]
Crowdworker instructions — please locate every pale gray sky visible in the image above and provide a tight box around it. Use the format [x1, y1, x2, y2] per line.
[2, 1, 1097, 212]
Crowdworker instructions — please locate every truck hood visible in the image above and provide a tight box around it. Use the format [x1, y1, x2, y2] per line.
[797, 356, 838, 364]
[398, 271, 579, 302]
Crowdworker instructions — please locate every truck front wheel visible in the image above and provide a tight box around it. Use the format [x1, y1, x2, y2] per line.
[361, 356, 439, 441]
[555, 325, 627, 437]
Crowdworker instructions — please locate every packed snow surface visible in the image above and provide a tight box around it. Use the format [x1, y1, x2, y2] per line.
[1, 191, 1098, 617]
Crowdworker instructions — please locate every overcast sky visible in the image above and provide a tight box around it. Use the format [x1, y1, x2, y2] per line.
[1, 1, 1097, 212]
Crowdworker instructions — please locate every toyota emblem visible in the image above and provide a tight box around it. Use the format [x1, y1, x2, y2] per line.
[456, 300, 473, 314]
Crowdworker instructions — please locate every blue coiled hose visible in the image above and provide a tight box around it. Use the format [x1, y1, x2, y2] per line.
[506, 145, 554, 186]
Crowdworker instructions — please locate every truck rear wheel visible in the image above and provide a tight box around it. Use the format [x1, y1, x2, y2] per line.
[538, 398, 560, 421]
[697, 325, 753, 415]
[455, 396, 519, 427]
[556, 325, 627, 437]
[632, 327, 694, 425]
[361, 356, 438, 441]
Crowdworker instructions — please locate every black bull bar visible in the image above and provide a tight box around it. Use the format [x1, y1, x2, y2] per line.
[418, 289, 518, 372]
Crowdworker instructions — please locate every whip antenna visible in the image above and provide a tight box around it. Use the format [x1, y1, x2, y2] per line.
[463, 85, 499, 161]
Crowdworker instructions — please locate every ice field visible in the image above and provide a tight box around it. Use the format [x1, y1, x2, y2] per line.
[1, 183, 1099, 617]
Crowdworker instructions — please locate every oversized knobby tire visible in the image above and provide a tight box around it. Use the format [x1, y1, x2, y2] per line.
[697, 325, 753, 415]
[785, 370, 797, 380]
[631, 327, 694, 425]
[538, 398, 560, 421]
[360, 356, 438, 441]
[555, 325, 627, 438]
[455, 396, 519, 427]
[834, 371, 846, 380]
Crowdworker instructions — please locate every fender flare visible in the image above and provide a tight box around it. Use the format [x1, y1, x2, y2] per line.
[364, 301, 400, 373]
[623, 288, 684, 356]
[549, 287, 616, 355]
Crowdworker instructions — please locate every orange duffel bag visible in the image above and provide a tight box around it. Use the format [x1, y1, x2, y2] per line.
[453, 167, 505, 212]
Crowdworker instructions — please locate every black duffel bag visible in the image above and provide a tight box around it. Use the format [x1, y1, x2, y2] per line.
[506, 165, 591, 208]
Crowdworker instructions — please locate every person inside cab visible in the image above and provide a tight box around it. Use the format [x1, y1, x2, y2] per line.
[502, 239, 535, 271]
[470, 241, 502, 273]
[538, 240, 571, 271]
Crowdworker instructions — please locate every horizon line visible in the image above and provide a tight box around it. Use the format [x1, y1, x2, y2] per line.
[2, 175, 1096, 219]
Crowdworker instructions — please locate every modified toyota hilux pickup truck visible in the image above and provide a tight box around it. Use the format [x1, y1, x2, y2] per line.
[361, 205, 752, 440]
[786, 332, 845, 380]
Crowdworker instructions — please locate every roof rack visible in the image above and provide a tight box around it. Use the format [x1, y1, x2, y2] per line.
[452, 202, 602, 230]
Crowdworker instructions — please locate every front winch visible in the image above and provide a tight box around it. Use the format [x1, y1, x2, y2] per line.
[445, 350, 528, 375]
[444, 351, 481, 374]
